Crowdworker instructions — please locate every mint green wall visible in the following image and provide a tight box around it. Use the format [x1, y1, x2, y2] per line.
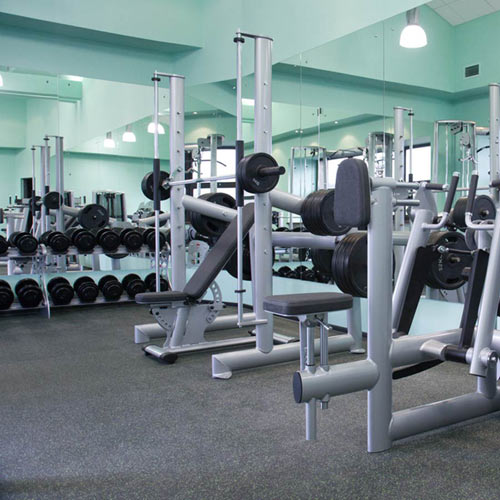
[0, 149, 22, 206]
[0, 95, 26, 148]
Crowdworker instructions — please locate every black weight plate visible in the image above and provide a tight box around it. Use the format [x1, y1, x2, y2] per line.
[301, 189, 350, 236]
[144, 273, 170, 292]
[122, 273, 142, 290]
[98, 275, 119, 289]
[15, 278, 39, 296]
[44, 231, 70, 253]
[310, 248, 334, 275]
[141, 170, 171, 201]
[49, 282, 74, 305]
[237, 153, 281, 194]
[425, 231, 472, 290]
[71, 229, 96, 253]
[43, 191, 63, 209]
[190, 193, 236, 238]
[452, 195, 496, 230]
[0, 235, 8, 255]
[0, 280, 13, 309]
[10, 232, 38, 254]
[78, 204, 109, 230]
[143, 228, 167, 251]
[15, 278, 43, 308]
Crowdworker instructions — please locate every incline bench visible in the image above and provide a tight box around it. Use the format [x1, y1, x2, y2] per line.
[135, 203, 257, 363]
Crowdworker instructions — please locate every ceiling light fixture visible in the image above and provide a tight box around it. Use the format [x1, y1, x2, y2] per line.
[0, 74, 3, 87]
[147, 122, 165, 134]
[122, 124, 136, 143]
[103, 131, 116, 149]
[400, 8, 427, 48]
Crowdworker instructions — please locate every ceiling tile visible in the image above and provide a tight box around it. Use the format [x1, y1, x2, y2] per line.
[427, 0, 446, 8]
[452, 0, 494, 22]
[485, 0, 500, 9]
[434, 4, 465, 24]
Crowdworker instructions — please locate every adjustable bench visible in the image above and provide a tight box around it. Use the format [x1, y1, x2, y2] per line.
[135, 203, 257, 363]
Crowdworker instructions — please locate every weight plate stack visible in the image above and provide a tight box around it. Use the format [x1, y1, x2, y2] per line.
[300, 189, 350, 236]
[98, 275, 123, 301]
[451, 195, 496, 231]
[276, 266, 293, 278]
[310, 248, 334, 276]
[9, 231, 38, 254]
[144, 273, 170, 292]
[122, 273, 146, 298]
[424, 231, 472, 290]
[15, 278, 43, 308]
[0, 279, 14, 310]
[331, 233, 368, 297]
[39, 231, 71, 253]
[237, 152, 283, 194]
[47, 276, 74, 305]
[141, 170, 171, 201]
[73, 276, 99, 303]
[190, 193, 236, 238]
[43, 191, 63, 209]
[77, 204, 109, 230]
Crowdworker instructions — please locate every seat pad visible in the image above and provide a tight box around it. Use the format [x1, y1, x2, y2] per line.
[135, 291, 189, 304]
[263, 292, 352, 316]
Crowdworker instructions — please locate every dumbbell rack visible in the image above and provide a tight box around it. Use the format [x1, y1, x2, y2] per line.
[0, 245, 169, 314]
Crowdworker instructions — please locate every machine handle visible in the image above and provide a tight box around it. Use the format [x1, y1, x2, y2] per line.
[466, 172, 479, 214]
[153, 158, 161, 211]
[235, 140, 245, 207]
[443, 173, 459, 214]
[425, 182, 445, 191]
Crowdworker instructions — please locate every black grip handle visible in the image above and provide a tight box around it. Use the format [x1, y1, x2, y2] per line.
[257, 165, 286, 177]
[153, 158, 161, 211]
[425, 182, 445, 191]
[466, 173, 479, 214]
[491, 179, 500, 189]
[443, 174, 459, 214]
[235, 140, 245, 207]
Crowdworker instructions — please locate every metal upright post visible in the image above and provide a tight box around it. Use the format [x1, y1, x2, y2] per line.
[432, 121, 439, 183]
[367, 186, 393, 452]
[30, 147, 37, 235]
[253, 35, 274, 353]
[39, 145, 47, 234]
[152, 74, 161, 292]
[169, 75, 186, 290]
[210, 134, 218, 193]
[489, 83, 500, 203]
[54, 136, 66, 270]
[393, 107, 405, 277]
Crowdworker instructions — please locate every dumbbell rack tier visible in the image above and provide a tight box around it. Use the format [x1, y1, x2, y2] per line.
[1, 244, 168, 260]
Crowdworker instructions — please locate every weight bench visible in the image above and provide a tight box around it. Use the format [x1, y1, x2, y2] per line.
[135, 203, 258, 363]
[263, 291, 356, 439]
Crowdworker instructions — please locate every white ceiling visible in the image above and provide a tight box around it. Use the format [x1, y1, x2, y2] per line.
[427, 0, 500, 25]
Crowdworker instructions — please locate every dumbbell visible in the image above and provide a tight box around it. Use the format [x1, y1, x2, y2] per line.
[39, 231, 71, 253]
[144, 272, 170, 292]
[0, 235, 8, 255]
[294, 265, 309, 279]
[98, 275, 123, 301]
[142, 228, 167, 251]
[8, 231, 38, 254]
[118, 228, 143, 252]
[47, 277, 74, 305]
[0, 280, 14, 310]
[276, 266, 293, 278]
[73, 276, 99, 303]
[122, 273, 147, 298]
[66, 228, 96, 253]
[302, 268, 317, 282]
[14, 278, 43, 308]
[93, 228, 121, 252]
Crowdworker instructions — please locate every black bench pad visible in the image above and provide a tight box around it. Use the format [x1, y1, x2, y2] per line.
[263, 292, 353, 316]
[135, 291, 189, 304]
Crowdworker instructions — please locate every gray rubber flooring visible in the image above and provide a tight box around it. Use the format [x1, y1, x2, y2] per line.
[1, 303, 499, 499]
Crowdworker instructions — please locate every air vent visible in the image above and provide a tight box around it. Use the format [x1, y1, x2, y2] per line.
[465, 64, 479, 78]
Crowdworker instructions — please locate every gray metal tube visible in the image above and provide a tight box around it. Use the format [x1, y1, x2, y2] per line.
[39, 145, 47, 233]
[271, 231, 335, 249]
[153, 75, 161, 292]
[392, 209, 434, 330]
[182, 195, 237, 221]
[54, 136, 64, 233]
[270, 189, 304, 215]
[253, 35, 274, 353]
[470, 207, 500, 377]
[432, 121, 439, 183]
[367, 186, 393, 453]
[390, 391, 500, 442]
[489, 84, 500, 203]
[210, 133, 217, 193]
[392, 231, 411, 246]
[169, 75, 186, 290]
[393, 107, 405, 279]
[298, 359, 378, 402]
[137, 211, 171, 226]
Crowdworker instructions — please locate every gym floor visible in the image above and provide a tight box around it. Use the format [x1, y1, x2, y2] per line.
[1, 304, 499, 500]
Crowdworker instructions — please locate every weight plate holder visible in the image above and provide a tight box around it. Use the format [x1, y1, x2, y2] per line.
[141, 170, 171, 201]
[450, 195, 496, 231]
[151, 281, 224, 349]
